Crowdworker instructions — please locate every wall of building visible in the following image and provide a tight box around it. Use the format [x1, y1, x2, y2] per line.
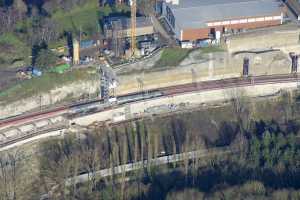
[124, 26, 155, 37]
[181, 18, 282, 41]
[106, 26, 154, 38]
[162, 3, 182, 40]
[181, 28, 211, 41]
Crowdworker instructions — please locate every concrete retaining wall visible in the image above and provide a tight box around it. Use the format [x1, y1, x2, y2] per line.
[0, 79, 100, 119]
[72, 82, 299, 126]
[227, 25, 300, 52]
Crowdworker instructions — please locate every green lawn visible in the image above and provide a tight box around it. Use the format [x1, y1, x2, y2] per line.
[0, 68, 98, 104]
[154, 48, 192, 68]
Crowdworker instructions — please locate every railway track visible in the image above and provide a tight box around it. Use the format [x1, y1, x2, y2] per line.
[0, 125, 67, 149]
[0, 74, 299, 130]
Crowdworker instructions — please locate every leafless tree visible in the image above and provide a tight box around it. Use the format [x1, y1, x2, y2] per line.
[0, 7, 21, 34]
[120, 136, 128, 200]
[0, 150, 23, 200]
[227, 88, 250, 140]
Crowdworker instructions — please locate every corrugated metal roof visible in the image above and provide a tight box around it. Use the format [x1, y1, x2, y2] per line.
[166, 0, 283, 29]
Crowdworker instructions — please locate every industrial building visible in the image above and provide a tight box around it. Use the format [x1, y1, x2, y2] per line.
[103, 16, 154, 39]
[162, 0, 285, 42]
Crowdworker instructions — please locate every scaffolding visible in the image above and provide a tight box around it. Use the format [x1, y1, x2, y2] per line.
[99, 65, 119, 103]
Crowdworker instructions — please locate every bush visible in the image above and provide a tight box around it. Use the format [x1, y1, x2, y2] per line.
[35, 49, 58, 70]
[240, 181, 266, 196]
[166, 189, 205, 200]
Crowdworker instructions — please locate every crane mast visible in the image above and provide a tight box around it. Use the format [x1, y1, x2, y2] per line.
[130, 0, 136, 57]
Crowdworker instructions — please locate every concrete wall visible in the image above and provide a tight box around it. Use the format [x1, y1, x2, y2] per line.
[0, 79, 100, 119]
[182, 19, 282, 41]
[72, 81, 299, 126]
[116, 50, 291, 96]
[226, 25, 300, 52]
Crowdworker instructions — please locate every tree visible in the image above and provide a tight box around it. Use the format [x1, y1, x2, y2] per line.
[101, 4, 112, 17]
[0, 0, 13, 8]
[13, 0, 27, 16]
[166, 189, 205, 200]
[35, 48, 57, 70]
[0, 150, 23, 200]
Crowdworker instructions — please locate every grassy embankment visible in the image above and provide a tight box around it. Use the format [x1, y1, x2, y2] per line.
[155, 46, 225, 68]
[0, 68, 97, 104]
[154, 47, 192, 68]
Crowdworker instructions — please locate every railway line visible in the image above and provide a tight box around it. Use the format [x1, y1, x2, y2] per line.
[0, 73, 299, 143]
[0, 125, 66, 150]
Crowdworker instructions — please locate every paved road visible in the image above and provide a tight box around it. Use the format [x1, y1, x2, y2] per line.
[0, 126, 66, 152]
[41, 146, 237, 199]
[65, 146, 238, 186]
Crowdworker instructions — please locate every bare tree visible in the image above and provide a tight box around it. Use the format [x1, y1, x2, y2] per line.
[0, 7, 21, 34]
[0, 150, 23, 200]
[120, 136, 128, 200]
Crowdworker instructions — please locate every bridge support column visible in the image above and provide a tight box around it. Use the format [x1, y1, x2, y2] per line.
[290, 53, 298, 74]
[243, 57, 249, 77]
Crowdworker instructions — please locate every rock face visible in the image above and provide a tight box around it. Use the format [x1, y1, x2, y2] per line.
[0, 79, 100, 119]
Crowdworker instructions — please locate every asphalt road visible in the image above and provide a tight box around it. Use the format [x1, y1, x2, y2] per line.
[65, 146, 238, 186]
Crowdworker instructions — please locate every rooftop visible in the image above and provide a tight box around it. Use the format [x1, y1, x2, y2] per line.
[104, 16, 153, 30]
[166, 0, 283, 29]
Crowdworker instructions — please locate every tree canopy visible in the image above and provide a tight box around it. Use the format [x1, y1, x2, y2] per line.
[35, 49, 58, 70]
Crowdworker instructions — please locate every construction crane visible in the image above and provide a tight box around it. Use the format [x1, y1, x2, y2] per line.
[130, 0, 137, 57]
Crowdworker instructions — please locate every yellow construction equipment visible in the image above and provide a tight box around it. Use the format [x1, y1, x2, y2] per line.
[130, 0, 137, 57]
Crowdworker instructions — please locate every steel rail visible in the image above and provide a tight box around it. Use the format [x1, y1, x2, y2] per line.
[0, 74, 299, 129]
